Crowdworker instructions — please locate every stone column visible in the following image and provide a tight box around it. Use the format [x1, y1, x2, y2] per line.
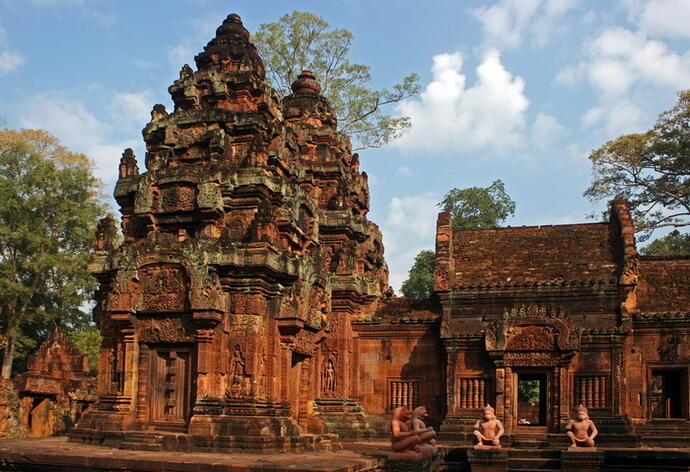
[494, 362, 506, 419]
[446, 346, 458, 414]
[611, 341, 624, 416]
[504, 366, 513, 432]
[552, 366, 561, 432]
[560, 365, 571, 426]
[120, 327, 138, 411]
[194, 327, 214, 398]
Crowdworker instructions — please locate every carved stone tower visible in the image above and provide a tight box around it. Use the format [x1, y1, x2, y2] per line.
[71, 14, 388, 451]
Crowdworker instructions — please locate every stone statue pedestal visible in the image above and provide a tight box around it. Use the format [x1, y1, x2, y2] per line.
[561, 449, 604, 472]
[474, 444, 501, 450]
[467, 447, 508, 472]
[385, 454, 432, 472]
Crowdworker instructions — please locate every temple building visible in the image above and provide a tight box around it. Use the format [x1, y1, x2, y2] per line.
[3, 328, 96, 438]
[70, 13, 690, 452]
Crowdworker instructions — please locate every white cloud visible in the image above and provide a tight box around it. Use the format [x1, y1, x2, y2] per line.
[531, 113, 564, 149]
[19, 95, 140, 184]
[0, 49, 23, 74]
[474, 0, 578, 49]
[560, 27, 690, 97]
[0, 20, 24, 75]
[397, 166, 414, 176]
[623, 0, 690, 39]
[380, 191, 439, 293]
[394, 50, 529, 155]
[167, 13, 223, 68]
[557, 25, 690, 135]
[168, 44, 195, 68]
[582, 100, 643, 136]
[109, 91, 154, 129]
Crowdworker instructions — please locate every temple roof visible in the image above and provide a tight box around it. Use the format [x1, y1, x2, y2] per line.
[638, 255, 690, 313]
[450, 222, 621, 287]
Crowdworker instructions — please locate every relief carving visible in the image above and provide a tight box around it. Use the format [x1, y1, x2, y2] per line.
[322, 358, 336, 394]
[226, 344, 250, 398]
[135, 317, 194, 343]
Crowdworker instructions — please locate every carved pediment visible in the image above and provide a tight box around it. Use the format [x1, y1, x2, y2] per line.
[484, 304, 581, 353]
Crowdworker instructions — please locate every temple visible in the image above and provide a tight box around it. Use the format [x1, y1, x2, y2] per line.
[67, 13, 690, 454]
[1, 328, 95, 439]
[71, 14, 387, 452]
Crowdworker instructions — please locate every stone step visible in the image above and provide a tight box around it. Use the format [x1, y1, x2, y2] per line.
[508, 469, 560, 472]
[508, 457, 560, 470]
[509, 448, 560, 459]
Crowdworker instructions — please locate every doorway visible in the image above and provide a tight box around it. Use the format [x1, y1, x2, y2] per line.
[650, 369, 687, 419]
[517, 372, 547, 426]
[148, 346, 195, 428]
[288, 352, 308, 422]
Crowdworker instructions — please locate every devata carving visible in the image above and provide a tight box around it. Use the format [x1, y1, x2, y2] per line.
[323, 359, 336, 393]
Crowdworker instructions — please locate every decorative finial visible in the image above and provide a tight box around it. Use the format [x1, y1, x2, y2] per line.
[95, 214, 118, 251]
[291, 70, 321, 95]
[119, 148, 139, 178]
[216, 13, 250, 41]
[180, 64, 193, 79]
[151, 104, 168, 121]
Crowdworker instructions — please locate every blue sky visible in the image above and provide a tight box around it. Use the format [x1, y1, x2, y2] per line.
[1, 0, 689, 291]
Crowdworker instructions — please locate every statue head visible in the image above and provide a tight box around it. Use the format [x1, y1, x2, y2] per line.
[576, 404, 589, 420]
[483, 404, 496, 420]
[412, 406, 428, 420]
[392, 406, 411, 422]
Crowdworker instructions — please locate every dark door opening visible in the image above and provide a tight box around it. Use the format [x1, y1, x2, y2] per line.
[517, 373, 547, 426]
[651, 369, 687, 419]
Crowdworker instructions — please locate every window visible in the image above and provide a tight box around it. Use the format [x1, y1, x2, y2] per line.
[574, 375, 608, 409]
[389, 380, 419, 410]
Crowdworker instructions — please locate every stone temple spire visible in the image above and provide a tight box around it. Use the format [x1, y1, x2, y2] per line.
[194, 13, 264, 76]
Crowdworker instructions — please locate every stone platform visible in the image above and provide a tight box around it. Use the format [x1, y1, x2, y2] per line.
[0, 437, 383, 472]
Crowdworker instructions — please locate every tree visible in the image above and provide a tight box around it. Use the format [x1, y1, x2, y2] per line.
[252, 11, 420, 150]
[0, 128, 106, 378]
[70, 327, 103, 373]
[400, 250, 436, 299]
[585, 90, 690, 241]
[439, 180, 516, 230]
[640, 230, 690, 256]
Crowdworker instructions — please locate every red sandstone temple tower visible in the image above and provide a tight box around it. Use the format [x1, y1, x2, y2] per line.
[71, 14, 388, 451]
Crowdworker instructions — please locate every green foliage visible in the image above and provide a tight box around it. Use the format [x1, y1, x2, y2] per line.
[400, 250, 436, 299]
[0, 128, 107, 378]
[640, 230, 690, 256]
[439, 180, 516, 230]
[585, 90, 690, 241]
[518, 380, 541, 405]
[253, 11, 420, 150]
[70, 327, 102, 373]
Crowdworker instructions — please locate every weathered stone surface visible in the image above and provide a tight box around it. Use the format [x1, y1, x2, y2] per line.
[0, 436, 381, 471]
[72, 13, 388, 452]
[6, 328, 96, 438]
[51, 10, 690, 457]
[430, 199, 690, 447]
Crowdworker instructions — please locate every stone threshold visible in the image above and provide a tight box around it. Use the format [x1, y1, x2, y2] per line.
[0, 437, 383, 472]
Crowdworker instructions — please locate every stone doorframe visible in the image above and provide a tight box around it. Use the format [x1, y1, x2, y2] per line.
[485, 304, 581, 434]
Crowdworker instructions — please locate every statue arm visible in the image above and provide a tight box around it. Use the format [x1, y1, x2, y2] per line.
[565, 419, 574, 430]
[588, 421, 598, 440]
[392, 421, 417, 439]
[495, 420, 505, 439]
